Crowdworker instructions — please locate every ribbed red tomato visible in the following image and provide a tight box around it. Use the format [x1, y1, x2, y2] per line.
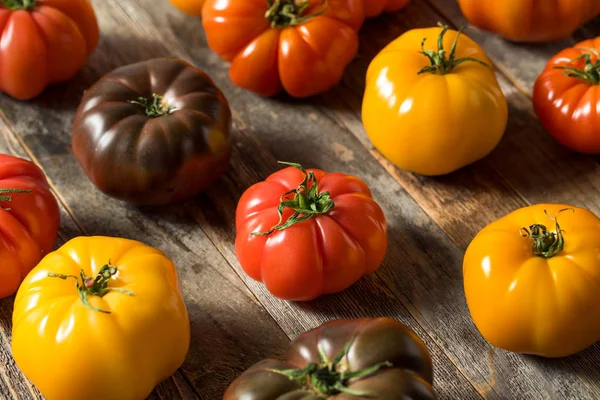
[363, 0, 410, 18]
[202, 0, 363, 98]
[0, 154, 60, 298]
[533, 37, 600, 153]
[235, 163, 387, 301]
[0, 0, 99, 100]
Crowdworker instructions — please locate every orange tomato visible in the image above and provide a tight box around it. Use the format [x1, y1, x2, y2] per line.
[0, 0, 99, 100]
[533, 37, 600, 154]
[457, 0, 600, 42]
[363, 0, 410, 18]
[464, 205, 600, 357]
[169, 0, 204, 16]
[202, 0, 363, 98]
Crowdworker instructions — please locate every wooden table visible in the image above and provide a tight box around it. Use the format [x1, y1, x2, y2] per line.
[1, 1, 599, 399]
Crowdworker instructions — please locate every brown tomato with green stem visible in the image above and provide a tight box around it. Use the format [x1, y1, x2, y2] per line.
[224, 318, 437, 399]
[72, 58, 232, 205]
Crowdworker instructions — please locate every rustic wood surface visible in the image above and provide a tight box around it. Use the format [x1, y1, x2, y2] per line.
[0, 1, 599, 399]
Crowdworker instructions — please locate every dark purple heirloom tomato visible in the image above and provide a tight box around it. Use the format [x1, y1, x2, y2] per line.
[224, 318, 437, 400]
[72, 58, 231, 205]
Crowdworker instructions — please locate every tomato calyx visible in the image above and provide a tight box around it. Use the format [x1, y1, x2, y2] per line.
[0, 188, 32, 211]
[252, 162, 335, 236]
[0, 0, 37, 10]
[554, 48, 600, 85]
[270, 334, 392, 397]
[48, 260, 135, 314]
[418, 23, 491, 75]
[520, 208, 574, 258]
[265, 0, 328, 28]
[129, 93, 175, 118]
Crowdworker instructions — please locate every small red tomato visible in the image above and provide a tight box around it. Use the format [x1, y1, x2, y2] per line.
[0, 0, 99, 100]
[202, 0, 364, 98]
[0, 154, 60, 298]
[235, 162, 387, 301]
[533, 37, 600, 153]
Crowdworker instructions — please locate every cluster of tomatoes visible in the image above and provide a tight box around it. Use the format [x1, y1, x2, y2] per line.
[1, 0, 600, 399]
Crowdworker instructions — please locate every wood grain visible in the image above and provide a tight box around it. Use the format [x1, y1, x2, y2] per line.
[0, 0, 599, 399]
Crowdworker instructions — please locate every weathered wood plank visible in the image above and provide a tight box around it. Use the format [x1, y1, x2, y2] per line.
[426, 0, 600, 93]
[134, 2, 599, 399]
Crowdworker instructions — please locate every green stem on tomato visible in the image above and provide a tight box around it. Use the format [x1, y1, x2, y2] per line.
[418, 22, 492, 75]
[128, 93, 175, 118]
[554, 47, 600, 85]
[48, 260, 135, 314]
[0, 188, 32, 211]
[0, 0, 37, 10]
[265, 0, 328, 28]
[252, 161, 335, 236]
[269, 333, 392, 397]
[519, 208, 574, 258]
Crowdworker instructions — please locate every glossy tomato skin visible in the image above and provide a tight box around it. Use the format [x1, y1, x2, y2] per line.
[202, 0, 363, 98]
[224, 318, 437, 399]
[463, 204, 600, 357]
[457, 0, 600, 42]
[363, 0, 410, 18]
[0, 0, 99, 100]
[362, 27, 508, 176]
[0, 154, 59, 299]
[533, 38, 600, 154]
[235, 167, 387, 301]
[72, 58, 232, 205]
[12, 236, 190, 400]
[169, 0, 204, 16]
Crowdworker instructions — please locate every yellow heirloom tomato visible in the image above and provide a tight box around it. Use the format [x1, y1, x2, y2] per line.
[12, 236, 190, 400]
[463, 205, 600, 357]
[362, 25, 508, 176]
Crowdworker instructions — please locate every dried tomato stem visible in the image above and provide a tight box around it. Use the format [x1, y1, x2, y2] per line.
[265, 0, 328, 28]
[418, 22, 491, 75]
[48, 260, 135, 314]
[519, 208, 574, 258]
[0, 188, 32, 211]
[252, 162, 335, 236]
[129, 93, 174, 118]
[0, 0, 37, 10]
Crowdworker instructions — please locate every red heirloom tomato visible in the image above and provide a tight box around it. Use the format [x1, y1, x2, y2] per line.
[363, 0, 410, 18]
[0, 0, 99, 100]
[202, 0, 363, 98]
[533, 38, 600, 154]
[235, 162, 387, 301]
[0, 154, 59, 298]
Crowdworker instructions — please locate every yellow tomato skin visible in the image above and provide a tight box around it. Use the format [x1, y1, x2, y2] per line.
[12, 236, 190, 400]
[463, 204, 600, 358]
[362, 27, 508, 176]
[170, 0, 205, 16]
